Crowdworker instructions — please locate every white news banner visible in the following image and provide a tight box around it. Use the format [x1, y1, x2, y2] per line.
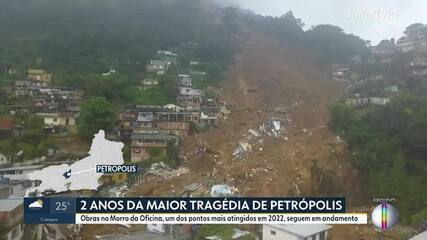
[76, 213, 368, 225]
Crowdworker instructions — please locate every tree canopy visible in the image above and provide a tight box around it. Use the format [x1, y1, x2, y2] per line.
[330, 93, 427, 224]
[78, 97, 117, 138]
[0, 0, 237, 79]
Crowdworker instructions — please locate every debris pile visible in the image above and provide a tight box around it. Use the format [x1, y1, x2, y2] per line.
[210, 184, 238, 197]
[233, 118, 287, 160]
[145, 162, 189, 180]
[184, 183, 202, 192]
[181, 183, 205, 197]
[233, 142, 252, 160]
[180, 140, 217, 163]
[246, 167, 275, 178]
[260, 118, 285, 137]
[106, 184, 130, 197]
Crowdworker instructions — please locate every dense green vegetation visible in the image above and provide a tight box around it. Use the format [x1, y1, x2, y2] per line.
[0, 0, 371, 105]
[330, 93, 427, 224]
[0, 0, 232, 70]
[78, 97, 117, 138]
[0, 0, 239, 103]
[0, 0, 372, 90]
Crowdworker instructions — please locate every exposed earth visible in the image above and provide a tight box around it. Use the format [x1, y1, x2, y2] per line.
[134, 33, 362, 201]
[84, 32, 406, 239]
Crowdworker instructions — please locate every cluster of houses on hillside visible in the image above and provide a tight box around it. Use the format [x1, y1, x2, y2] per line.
[336, 24, 427, 83]
[123, 50, 226, 163]
[0, 48, 228, 239]
[331, 64, 350, 82]
[371, 39, 398, 65]
[333, 65, 393, 107]
[341, 94, 391, 107]
[1, 47, 225, 166]
[13, 69, 83, 135]
[120, 101, 224, 163]
[0, 69, 83, 165]
[331, 65, 392, 108]
[330, 24, 427, 107]
[397, 23, 427, 53]
[371, 23, 427, 78]
[145, 51, 178, 76]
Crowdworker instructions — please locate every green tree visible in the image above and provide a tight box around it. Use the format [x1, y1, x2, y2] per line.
[166, 139, 180, 168]
[78, 97, 117, 138]
[0, 89, 8, 103]
[240, 235, 256, 240]
[329, 103, 360, 133]
[411, 208, 427, 225]
[369, 158, 427, 224]
[330, 93, 427, 223]
[148, 147, 163, 158]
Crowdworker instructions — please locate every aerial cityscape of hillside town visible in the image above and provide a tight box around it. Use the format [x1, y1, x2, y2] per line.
[1, 1, 427, 239]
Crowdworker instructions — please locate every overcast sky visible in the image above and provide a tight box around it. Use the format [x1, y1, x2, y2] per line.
[234, 0, 427, 45]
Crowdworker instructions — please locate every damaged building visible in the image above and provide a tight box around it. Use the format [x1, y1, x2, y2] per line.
[130, 133, 174, 163]
[177, 87, 203, 109]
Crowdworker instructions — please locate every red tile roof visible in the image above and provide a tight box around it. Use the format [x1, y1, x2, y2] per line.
[0, 118, 14, 130]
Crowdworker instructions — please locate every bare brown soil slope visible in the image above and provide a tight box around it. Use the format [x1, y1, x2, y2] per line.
[108, 31, 410, 240]
[134, 33, 362, 200]
[130, 32, 412, 239]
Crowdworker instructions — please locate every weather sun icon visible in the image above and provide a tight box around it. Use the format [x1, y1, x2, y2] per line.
[29, 199, 44, 209]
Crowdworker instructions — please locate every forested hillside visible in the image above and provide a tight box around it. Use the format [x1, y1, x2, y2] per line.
[0, 0, 245, 162]
[328, 23, 427, 225]
[0, 0, 372, 82]
[0, 0, 235, 71]
[330, 94, 427, 224]
[0, 0, 240, 101]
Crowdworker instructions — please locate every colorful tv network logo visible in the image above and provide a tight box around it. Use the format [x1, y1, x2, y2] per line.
[371, 203, 398, 230]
